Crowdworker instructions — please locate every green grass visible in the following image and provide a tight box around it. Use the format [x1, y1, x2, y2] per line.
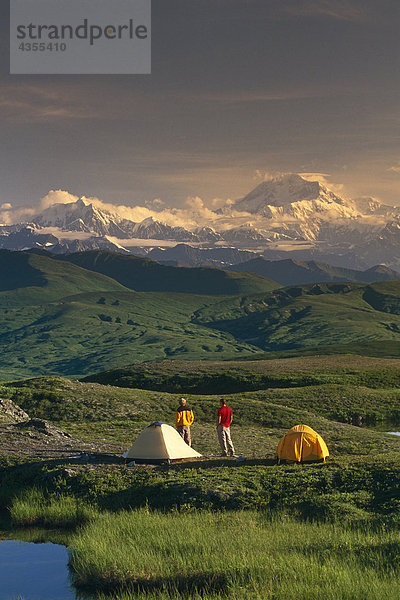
[4, 375, 400, 451]
[0, 250, 128, 306]
[54, 250, 279, 295]
[0, 291, 263, 380]
[0, 365, 399, 600]
[240, 340, 400, 360]
[9, 487, 97, 528]
[81, 355, 400, 428]
[5, 254, 400, 381]
[68, 509, 400, 598]
[2, 452, 400, 522]
[194, 280, 400, 351]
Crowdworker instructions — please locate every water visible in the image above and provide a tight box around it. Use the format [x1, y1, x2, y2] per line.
[387, 431, 400, 436]
[0, 540, 75, 600]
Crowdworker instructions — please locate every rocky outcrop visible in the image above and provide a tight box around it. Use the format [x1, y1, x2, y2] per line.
[0, 398, 30, 422]
[15, 418, 72, 438]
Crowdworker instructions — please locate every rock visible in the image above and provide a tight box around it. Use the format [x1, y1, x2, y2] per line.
[0, 398, 30, 422]
[16, 418, 72, 438]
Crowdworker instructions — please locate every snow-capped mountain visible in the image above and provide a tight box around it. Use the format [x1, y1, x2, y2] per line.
[127, 217, 198, 241]
[226, 173, 400, 244]
[0, 225, 129, 254]
[232, 174, 350, 214]
[193, 226, 222, 242]
[31, 198, 198, 241]
[33, 198, 129, 238]
[222, 224, 267, 243]
[2, 173, 400, 269]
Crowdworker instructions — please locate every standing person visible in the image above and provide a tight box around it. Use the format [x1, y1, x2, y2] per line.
[175, 397, 194, 446]
[217, 398, 236, 457]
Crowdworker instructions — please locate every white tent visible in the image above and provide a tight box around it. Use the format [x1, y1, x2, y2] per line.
[123, 421, 202, 462]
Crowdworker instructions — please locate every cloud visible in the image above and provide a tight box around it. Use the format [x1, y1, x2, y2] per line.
[0, 85, 90, 124]
[0, 82, 160, 125]
[388, 163, 400, 174]
[0, 207, 36, 225]
[1, 189, 79, 224]
[210, 197, 234, 209]
[299, 172, 347, 197]
[194, 83, 361, 106]
[253, 170, 288, 182]
[80, 193, 220, 229]
[144, 198, 167, 211]
[40, 190, 79, 210]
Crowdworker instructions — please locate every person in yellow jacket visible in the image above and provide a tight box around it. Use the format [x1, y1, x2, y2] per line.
[175, 397, 194, 446]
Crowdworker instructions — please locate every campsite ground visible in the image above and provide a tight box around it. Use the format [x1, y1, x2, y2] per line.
[0, 356, 399, 599]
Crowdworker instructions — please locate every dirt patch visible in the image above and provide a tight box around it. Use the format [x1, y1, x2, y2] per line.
[0, 418, 122, 460]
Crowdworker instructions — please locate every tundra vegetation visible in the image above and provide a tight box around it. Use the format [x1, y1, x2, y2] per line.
[5, 250, 400, 380]
[0, 357, 399, 599]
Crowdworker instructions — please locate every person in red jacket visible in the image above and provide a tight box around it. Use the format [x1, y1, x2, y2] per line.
[216, 398, 236, 457]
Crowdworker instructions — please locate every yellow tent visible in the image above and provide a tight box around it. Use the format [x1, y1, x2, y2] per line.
[123, 421, 202, 463]
[276, 424, 329, 463]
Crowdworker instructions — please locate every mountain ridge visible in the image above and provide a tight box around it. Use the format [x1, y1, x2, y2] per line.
[227, 257, 400, 286]
[2, 173, 400, 268]
[52, 250, 279, 295]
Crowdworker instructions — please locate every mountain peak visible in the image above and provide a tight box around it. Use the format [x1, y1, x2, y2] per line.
[234, 174, 323, 212]
[76, 197, 89, 208]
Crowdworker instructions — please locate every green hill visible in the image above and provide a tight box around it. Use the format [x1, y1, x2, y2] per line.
[0, 291, 262, 380]
[5, 252, 400, 380]
[4, 370, 400, 452]
[193, 281, 400, 351]
[228, 257, 400, 286]
[0, 250, 279, 379]
[0, 250, 128, 306]
[54, 250, 279, 295]
[81, 354, 400, 423]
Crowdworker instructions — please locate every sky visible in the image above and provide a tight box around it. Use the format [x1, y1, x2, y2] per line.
[1, 0, 400, 213]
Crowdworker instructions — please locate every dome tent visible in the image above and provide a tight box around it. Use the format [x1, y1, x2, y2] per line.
[276, 424, 329, 463]
[123, 421, 202, 463]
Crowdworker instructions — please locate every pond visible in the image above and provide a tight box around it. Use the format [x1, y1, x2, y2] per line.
[387, 431, 400, 436]
[0, 539, 77, 600]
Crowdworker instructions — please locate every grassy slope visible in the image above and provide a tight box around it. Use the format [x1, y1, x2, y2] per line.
[194, 281, 400, 350]
[82, 355, 400, 420]
[5, 254, 400, 381]
[228, 257, 400, 285]
[0, 250, 280, 380]
[3, 373, 400, 453]
[0, 250, 128, 306]
[55, 250, 280, 295]
[1, 373, 399, 599]
[0, 292, 262, 380]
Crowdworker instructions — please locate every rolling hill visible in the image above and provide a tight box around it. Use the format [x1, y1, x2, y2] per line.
[0, 250, 281, 379]
[0, 289, 264, 380]
[0, 250, 128, 306]
[53, 250, 279, 295]
[4, 251, 400, 380]
[227, 258, 400, 286]
[193, 280, 400, 351]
